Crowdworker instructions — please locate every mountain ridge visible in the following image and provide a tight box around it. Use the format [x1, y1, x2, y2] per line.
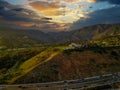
[0, 23, 120, 48]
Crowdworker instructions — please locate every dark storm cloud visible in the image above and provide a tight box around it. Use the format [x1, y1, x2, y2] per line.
[0, 0, 51, 23]
[0, 0, 56, 31]
[0, 0, 31, 21]
[72, 6, 120, 30]
[96, 0, 120, 4]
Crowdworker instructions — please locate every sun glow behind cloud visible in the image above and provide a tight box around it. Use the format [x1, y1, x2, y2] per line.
[26, 0, 112, 25]
[2, 0, 120, 31]
[27, 0, 89, 24]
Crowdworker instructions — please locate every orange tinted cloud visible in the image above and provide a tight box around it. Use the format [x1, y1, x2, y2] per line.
[47, 0, 96, 3]
[87, 0, 96, 2]
[28, 1, 62, 16]
[2, 20, 70, 31]
[29, 1, 59, 11]
[12, 21, 35, 27]
[27, 1, 88, 24]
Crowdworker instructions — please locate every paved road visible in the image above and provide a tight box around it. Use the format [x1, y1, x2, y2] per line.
[0, 72, 120, 90]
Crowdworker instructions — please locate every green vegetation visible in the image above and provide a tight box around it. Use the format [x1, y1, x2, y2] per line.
[0, 47, 44, 71]
[14, 46, 120, 84]
[1, 35, 120, 84]
[0, 47, 45, 84]
[0, 27, 42, 48]
[90, 35, 120, 47]
[0, 24, 120, 85]
[1, 24, 120, 47]
[0, 46, 66, 84]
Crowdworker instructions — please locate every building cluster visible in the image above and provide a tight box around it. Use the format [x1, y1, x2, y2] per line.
[67, 43, 88, 49]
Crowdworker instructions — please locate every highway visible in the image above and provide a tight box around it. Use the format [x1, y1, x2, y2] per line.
[0, 72, 120, 90]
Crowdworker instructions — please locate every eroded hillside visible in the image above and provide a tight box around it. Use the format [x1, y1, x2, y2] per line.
[15, 46, 120, 84]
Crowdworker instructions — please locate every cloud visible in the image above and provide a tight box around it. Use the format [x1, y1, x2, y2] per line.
[27, 1, 88, 24]
[71, 6, 120, 30]
[89, 0, 120, 4]
[0, 1, 50, 29]
[0, 0, 89, 31]
[0, 1, 38, 21]
[0, 0, 56, 22]
[28, 1, 62, 17]
[87, 0, 96, 2]
[0, 0, 72, 31]
[105, 0, 120, 4]
[1, 0, 120, 32]
[29, 1, 60, 10]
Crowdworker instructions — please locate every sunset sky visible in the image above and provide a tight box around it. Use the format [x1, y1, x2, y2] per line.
[0, 0, 120, 31]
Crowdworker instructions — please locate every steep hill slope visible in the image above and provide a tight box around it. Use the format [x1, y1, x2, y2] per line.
[0, 24, 120, 84]
[90, 35, 120, 46]
[15, 46, 120, 84]
[1, 40, 120, 84]
[50, 24, 120, 43]
[0, 46, 65, 84]
[69, 24, 120, 40]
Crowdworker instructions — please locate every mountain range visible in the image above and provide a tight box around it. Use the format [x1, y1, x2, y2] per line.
[0, 23, 120, 48]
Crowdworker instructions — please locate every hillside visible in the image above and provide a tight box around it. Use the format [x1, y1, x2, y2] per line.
[53, 24, 120, 43]
[90, 35, 120, 47]
[15, 46, 120, 84]
[0, 24, 120, 84]
[0, 27, 41, 48]
[1, 44, 120, 84]
[0, 24, 120, 48]
[0, 46, 65, 84]
[0, 46, 120, 84]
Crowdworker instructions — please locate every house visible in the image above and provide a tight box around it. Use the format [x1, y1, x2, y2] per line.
[67, 43, 86, 49]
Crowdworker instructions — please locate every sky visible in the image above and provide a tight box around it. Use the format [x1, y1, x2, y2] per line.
[0, 0, 120, 32]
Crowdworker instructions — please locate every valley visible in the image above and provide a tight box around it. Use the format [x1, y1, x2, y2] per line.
[0, 24, 120, 89]
[0, 0, 120, 89]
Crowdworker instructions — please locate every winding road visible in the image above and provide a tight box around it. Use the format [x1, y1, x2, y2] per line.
[0, 72, 120, 90]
